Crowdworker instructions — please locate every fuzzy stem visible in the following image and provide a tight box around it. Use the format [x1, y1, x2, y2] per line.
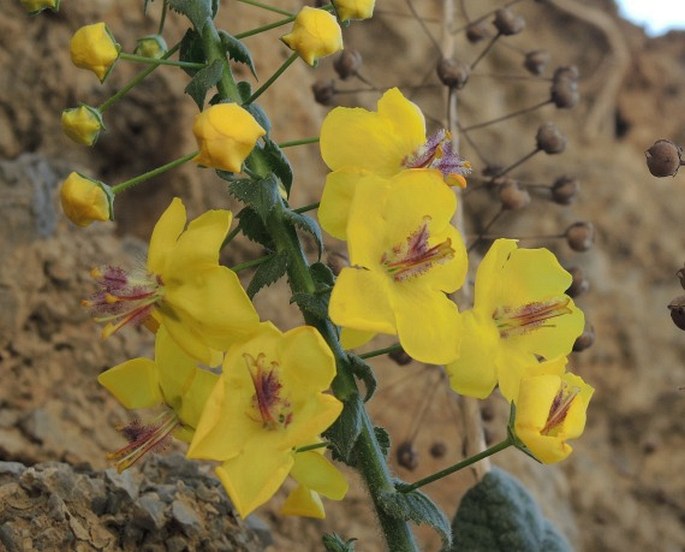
[231, 254, 274, 273]
[111, 151, 198, 195]
[119, 52, 206, 69]
[245, 53, 298, 104]
[237, 0, 293, 16]
[359, 343, 403, 360]
[279, 137, 320, 148]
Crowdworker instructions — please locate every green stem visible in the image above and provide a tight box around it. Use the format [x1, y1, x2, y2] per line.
[119, 52, 207, 69]
[279, 137, 320, 148]
[400, 437, 514, 493]
[295, 441, 329, 453]
[231, 254, 273, 273]
[237, 0, 293, 16]
[200, 19, 241, 101]
[157, 0, 168, 35]
[111, 151, 197, 195]
[234, 15, 296, 40]
[359, 343, 402, 360]
[245, 53, 298, 104]
[221, 225, 241, 249]
[293, 201, 320, 214]
[98, 43, 180, 112]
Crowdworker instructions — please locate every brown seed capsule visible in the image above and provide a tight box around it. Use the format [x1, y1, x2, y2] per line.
[536, 122, 567, 154]
[524, 50, 550, 75]
[565, 221, 594, 252]
[676, 264, 685, 290]
[572, 324, 595, 352]
[565, 266, 590, 297]
[553, 65, 580, 82]
[333, 49, 363, 80]
[397, 440, 419, 471]
[326, 250, 348, 276]
[551, 80, 579, 109]
[498, 179, 531, 210]
[668, 295, 685, 331]
[466, 20, 492, 43]
[311, 80, 336, 105]
[437, 57, 471, 89]
[551, 176, 580, 205]
[388, 347, 412, 366]
[645, 139, 682, 177]
[493, 8, 526, 36]
[429, 442, 447, 459]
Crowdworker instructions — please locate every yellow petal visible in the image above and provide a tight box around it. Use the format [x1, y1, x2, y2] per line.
[177, 366, 219, 429]
[333, 0, 375, 21]
[147, 198, 186, 274]
[318, 168, 367, 240]
[340, 327, 375, 350]
[473, 238, 518, 312]
[290, 451, 348, 500]
[155, 327, 197, 409]
[495, 346, 551, 403]
[98, 358, 162, 409]
[281, 485, 325, 519]
[279, 326, 337, 392]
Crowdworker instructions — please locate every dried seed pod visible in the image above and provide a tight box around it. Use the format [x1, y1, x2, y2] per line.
[676, 264, 685, 289]
[493, 8, 526, 36]
[466, 20, 492, 43]
[668, 295, 685, 331]
[551, 79, 579, 109]
[551, 176, 580, 205]
[429, 441, 447, 459]
[388, 347, 412, 366]
[536, 122, 567, 154]
[573, 324, 595, 352]
[498, 179, 531, 210]
[311, 80, 336, 105]
[397, 441, 419, 471]
[565, 266, 590, 297]
[565, 221, 595, 252]
[333, 49, 362, 80]
[645, 139, 682, 177]
[524, 50, 550, 75]
[553, 65, 579, 83]
[437, 57, 470, 89]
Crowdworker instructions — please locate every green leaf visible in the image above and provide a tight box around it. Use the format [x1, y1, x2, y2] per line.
[291, 291, 329, 321]
[346, 353, 377, 402]
[179, 29, 206, 77]
[244, 102, 272, 135]
[283, 209, 324, 259]
[167, 0, 212, 31]
[379, 488, 452, 549]
[219, 30, 257, 78]
[236, 207, 274, 249]
[236, 80, 253, 103]
[227, 175, 280, 224]
[246, 253, 288, 298]
[310, 261, 335, 287]
[374, 426, 391, 459]
[450, 468, 573, 552]
[184, 59, 225, 109]
[323, 397, 363, 463]
[322, 533, 357, 552]
[262, 138, 293, 196]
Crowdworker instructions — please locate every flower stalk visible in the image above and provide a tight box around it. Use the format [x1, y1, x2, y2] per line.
[111, 151, 198, 194]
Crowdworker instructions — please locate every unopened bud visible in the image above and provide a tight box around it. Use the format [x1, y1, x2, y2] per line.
[466, 20, 492, 43]
[565, 221, 594, 252]
[551, 176, 579, 205]
[134, 34, 168, 59]
[493, 8, 526, 36]
[573, 324, 595, 352]
[565, 266, 589, 297]
[333, 49, 363, 80]
[498, 179, 530, 210]
[429, 442, 447, 459]
[524, 50, 550, 75]
[668, 296, 685, 331]
[645, 139, 682, 177]
[536, 122, 567, 154]
[397, 441, 419, 471]
[389, 347, 412, 366]
[326, 250, 348, 276]
[312, 80, 336, 105]
[437, 57, 470, 89]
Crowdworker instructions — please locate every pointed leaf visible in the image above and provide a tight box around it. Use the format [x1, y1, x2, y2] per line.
[168, 0, 212, 31]
[246, 253, 288, 298]
[291, 291, 330, 321]
[310, 262, 336, 287]
[244, 102, 272, 135]
[322, 533, 357, 552]
[346, 353, 377, 402]
[219, 30, 257, 78]
[262, 138, 293, 195]
[374, 426, 391, 459]
[236, 207, 274, 249]
[283, 209, 324, 259]
[227, 175, 280, 224]
[179, 29, 206, 77]
[323, 397, 363, 463]
[184, 59, 225, 109]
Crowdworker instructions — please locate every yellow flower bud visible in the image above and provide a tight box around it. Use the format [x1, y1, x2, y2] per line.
[192, 103, 266, 173]
[61, 105, 104, 146]
[281, 7, 343, 66]
[20, 0, 59, 15]
[134, 35, 168, 59]
[60, 172, 114, 227]
[70, 22, 121, 82]
[333, 0, 375, 22]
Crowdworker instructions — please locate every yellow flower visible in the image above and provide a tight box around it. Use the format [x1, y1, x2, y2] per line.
[445, 239, 585, 400]
[281, 450, 348, 518]
[134, 34, 168, 59]
[281, 7, 343, 66]
[318, 88, 471, 239]
[60, 172, 113, 227]
[83, 198, 260, 366]
[193, 103, 266, 173]
[20, 0, 59, 15]
[61, 105, 104, 146]
[187, 322, 343, 518]
[328, 170, 466, 364]
[98, 327, 219, 471]
[513, 372, 594, 464]
[333, 0, 375, 21]
[70, 22, 121, 82]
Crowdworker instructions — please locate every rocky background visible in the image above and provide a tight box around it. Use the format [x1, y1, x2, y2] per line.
[1, 0, 684, 551]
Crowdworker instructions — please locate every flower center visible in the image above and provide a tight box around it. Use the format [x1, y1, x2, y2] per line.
[403, 129, 472, 187]
[493, 297, 572, 339]
[381, 217, 455, 282]
[83, 265, 165, 338]
[244, 353, 293, 430]
[107, 409, 180, 472]
[541, 381, 580, 436]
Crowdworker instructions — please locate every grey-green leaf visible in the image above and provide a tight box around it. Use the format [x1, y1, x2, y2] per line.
[219, 30, 257, 78]
[322, 533, 357, 552]
[167, 0, 212, 31]
[246, 253, 288, 298]
[283, 209, 324, 259]
[227, 176, 280, 224]
[323, 397, 363, 463]
[184, 59, 225, 109]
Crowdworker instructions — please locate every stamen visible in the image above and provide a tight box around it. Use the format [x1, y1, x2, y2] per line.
[244, 353, 292, 430]
[493, 297, 572, 338]
[403, 129, 472, 186]
[541, 382, 580, 435]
